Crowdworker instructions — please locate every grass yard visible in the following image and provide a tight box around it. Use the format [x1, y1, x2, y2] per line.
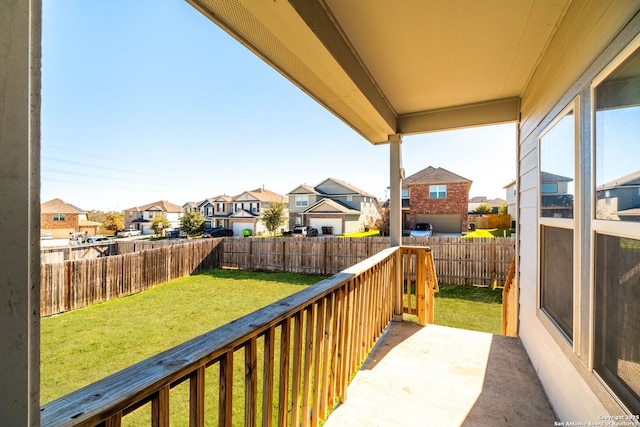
[41, 269, 503, 425]
[41, 269, 324, 406]
[433, 284, 503, 334]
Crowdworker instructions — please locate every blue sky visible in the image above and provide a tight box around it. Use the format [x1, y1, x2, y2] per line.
[41, 0, 516, 212]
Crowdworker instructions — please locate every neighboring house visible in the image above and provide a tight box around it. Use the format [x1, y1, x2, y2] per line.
[468, 196, 506, 213]
[228, 188, 287, 236]
[540, 171, 574, 218]
[287, 178, 382, 235]
[123, 200, 183, 235]
[503, 180, 517, 219]
[182, 201, 199, 214]
[40, 198, 101, 239]
[402, 167, 472, 233]
[196, 195, 233, 229]
[596, 170, 640, 221]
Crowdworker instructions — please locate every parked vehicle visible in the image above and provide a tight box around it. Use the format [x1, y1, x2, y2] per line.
[293, 226, 319, 237]
[166, 228, 187, 238]
[86, 235, 109, 243]
[202, 227, 234, 238]
[117, 228, 142, 238]
[409, 223, 434, 238]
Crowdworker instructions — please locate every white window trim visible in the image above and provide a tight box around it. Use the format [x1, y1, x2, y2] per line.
[537, 98, 581, 352]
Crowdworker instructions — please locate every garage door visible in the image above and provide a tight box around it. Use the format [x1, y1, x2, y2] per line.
[232, 222, 254, 236]
[415, 214, 461, 234]
[309, 218, 342, 235]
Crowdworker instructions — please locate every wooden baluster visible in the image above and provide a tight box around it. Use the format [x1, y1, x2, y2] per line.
[262, 327, 275, 427]
[151, 385, 170, 427]
[189, 366, 205, 427]
[219, 351, 233, 427]
[277, 319, 291, 427]
[245, 337, 258, 427]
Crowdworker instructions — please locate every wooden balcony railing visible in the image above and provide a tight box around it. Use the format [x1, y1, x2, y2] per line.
[41, 246, 436, 427]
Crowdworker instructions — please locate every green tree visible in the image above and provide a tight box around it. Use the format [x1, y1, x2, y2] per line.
[498, 202, 509, 215]
[260, 202, 287, 236]
[180, 211, 206, 237]
[86, 210, 107, 224]
[474, 203, 493, 214]
[103, 212, 124, 233]
[151, 215, 170, 236]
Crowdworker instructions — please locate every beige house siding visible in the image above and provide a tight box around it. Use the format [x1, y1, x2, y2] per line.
[516, 7, 640, 420]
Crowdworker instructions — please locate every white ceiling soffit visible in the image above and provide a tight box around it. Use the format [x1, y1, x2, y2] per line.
[188, 0, 571, 143]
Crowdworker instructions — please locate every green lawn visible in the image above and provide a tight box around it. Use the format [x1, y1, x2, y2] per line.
[41, 269, 324, 405]
[464, 228, 514, 238]
[433, 284, 503, 334]
[41, 270, 502, 424]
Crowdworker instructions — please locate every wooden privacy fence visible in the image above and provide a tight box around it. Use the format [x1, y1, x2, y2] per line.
[222, 236, 514, 286]
[41, 246, 434, 427]
[40, 239, 223, 317]
[221, 237, 390, 274]
[40, 242, 117, 263]
[402, 236, 514, 286]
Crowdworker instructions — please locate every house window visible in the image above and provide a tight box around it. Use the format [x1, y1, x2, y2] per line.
[53, 213, 65, 221]
[540, 183, 558, 194]
[295, 216, 302, 225]
[594, 43, 640, 223]
[207, 207, 213, 216]
[540, 226, 574, 340]
[295, 196, 308, 207]
[540, 109, 575, 219]
[402, 188, 409, 198]
[592, 40, 640, 413]
[347, 195, 353, 202]
[217, 203, 223, 212]
[429, 185, 446, 198]
[538, 101, 578, 345]
[594, 234, 640, 414]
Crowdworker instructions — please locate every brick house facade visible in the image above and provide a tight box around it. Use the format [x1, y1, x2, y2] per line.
[41, 198, 101, 239]
[403, 166, 472, 233]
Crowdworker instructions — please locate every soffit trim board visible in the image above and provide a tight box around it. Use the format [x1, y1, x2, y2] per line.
[398, 97, 521, 135]
[288, 0, 397, 128]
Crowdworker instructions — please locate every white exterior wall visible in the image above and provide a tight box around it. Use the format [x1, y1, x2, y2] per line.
[517, 4, 640, 421]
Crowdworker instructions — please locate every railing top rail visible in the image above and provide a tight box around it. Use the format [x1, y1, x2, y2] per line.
[41, 246, 401, 427]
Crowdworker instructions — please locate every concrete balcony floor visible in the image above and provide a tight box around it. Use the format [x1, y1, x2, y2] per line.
[325, 322, 556, 427]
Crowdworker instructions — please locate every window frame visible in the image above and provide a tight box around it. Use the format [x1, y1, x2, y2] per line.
[295, 196, 308, 207]
[537, 98, 581, 350]
[53, 213, 65, 221]
[429, 184, 447, 199]
[589, 34, 640, 413]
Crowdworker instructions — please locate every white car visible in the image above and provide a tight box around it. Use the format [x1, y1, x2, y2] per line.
[409, 223, 433, 238]
[117, 228, 142, 238]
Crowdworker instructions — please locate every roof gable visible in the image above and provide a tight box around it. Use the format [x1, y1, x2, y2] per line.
[41, 198, 85, 214]
[124, 200, 183, 213]
[314, 177, 377, 199]
[235, 188, 286, 203]
[403, 166, 472, 185]
[287, 185, 317, 195]
[303, 198, 361, 214]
